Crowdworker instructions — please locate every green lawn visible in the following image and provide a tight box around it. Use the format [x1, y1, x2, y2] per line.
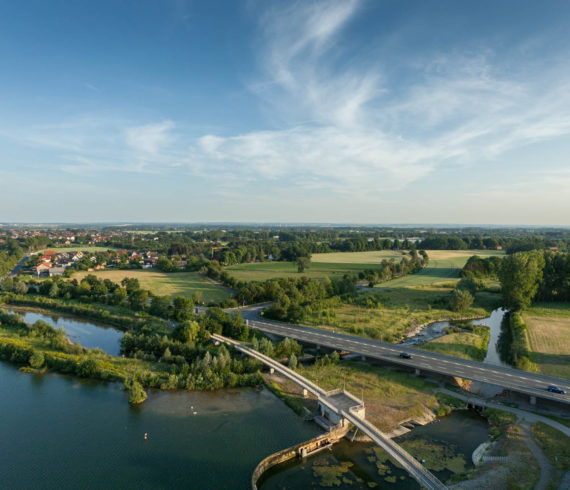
[74, 270, 230, 303]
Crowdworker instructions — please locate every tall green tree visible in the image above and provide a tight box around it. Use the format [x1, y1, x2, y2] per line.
[499, 251, 545, 310]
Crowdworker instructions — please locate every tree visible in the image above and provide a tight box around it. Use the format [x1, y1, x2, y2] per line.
[449, 289, 473, 312]
[128, 289, 149, 311]
[125, 378, 147, 405]
[29, 351, 45, 369]
[499, 251, 545, 310]
[456, 277, 477, 295]
[288, 353, 298, 370]
[173, 296, 194, 321]
[13, 281, 27, 295]
[150, 295, 171, 318]
[296, 256, 310, 273]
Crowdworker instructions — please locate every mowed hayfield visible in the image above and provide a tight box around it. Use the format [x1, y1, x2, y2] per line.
[524, 303, 570, 380]
[41, 246, 117, 253]
[73, 270, 230, 303]
[226, 249, 503, 286]
[376, 249, 504, 288]
[225, 259, 383, 282]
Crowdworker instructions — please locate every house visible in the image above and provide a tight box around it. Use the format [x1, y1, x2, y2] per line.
[496, 246, 503, 250]
[49, 267, 65, 277]
[35, 263, 51, 276]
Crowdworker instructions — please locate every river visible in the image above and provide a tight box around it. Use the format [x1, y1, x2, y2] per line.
[7, 308, 124, 356]
[0, 361, 320, 489]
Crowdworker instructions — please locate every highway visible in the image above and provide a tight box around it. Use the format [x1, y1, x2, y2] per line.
[245, 317, 570, 406]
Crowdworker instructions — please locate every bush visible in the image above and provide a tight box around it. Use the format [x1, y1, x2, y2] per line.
[29, 351, 45, 369]
[449, 289, 473, 312]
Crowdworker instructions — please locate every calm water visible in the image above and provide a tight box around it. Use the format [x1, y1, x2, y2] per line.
[403, 308, 509, 368]
[472, 307, 509, 367]
[261, 410, 490, 489]
[0, 362, 320, 489]
[8, 308, 124, 356]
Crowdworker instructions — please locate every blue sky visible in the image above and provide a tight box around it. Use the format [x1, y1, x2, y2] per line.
[1, 0, 570, 225]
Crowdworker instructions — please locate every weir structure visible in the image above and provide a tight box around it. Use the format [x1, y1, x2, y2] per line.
[211, 333, 447, 490]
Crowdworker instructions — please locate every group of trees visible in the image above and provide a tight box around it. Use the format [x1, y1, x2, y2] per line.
[0, 239, 24, 277]
[358, 251, 427, 286]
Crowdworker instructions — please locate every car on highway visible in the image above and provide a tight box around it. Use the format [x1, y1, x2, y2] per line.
[399, 352, 412, 359]
[547, 385, 566, 394]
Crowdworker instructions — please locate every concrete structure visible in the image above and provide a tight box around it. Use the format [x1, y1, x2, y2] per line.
[212, 333, 447, 490]
[244, 317, 570, 406]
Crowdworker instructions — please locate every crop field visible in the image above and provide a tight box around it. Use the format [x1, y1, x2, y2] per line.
[376, 250, 504, 288]
[225, 260, 376, 282]
[524, 303, 570, 379]
[226, 249, 503, 286]
[73, 270, 230, 303]
[311, 250, 408, 263]
[40, 246, 117, 253]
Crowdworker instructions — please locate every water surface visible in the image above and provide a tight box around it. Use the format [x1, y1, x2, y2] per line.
[0, 362, 320, 489]
[8, 308, 124, 356]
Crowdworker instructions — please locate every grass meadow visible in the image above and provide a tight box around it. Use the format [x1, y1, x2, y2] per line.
[524, 302, 570, 380]
[74, 270, 230, 303]
[225, 249, 504, 287]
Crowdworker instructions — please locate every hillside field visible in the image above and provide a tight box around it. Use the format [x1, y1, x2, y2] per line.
[73, 270, 230, 303]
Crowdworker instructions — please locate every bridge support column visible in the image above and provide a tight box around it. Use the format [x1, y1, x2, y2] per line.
[303, 389, 308, 398]
[269, 368, 274, 375]
[316, 345, 321, 351]
[246, 319, 249, 327]
[361, 355, 366, 362]
[530, 396, 536, 405]
[414, 368, 420, 376]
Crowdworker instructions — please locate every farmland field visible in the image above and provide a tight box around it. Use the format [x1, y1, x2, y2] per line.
[225, 260, 378, 282]
[524, 303, 570, 379]
[40, 246, 118, 253]
[226, 249, 503, 286]
[376, 250, 504, 288]
[73, 270, 230, 303]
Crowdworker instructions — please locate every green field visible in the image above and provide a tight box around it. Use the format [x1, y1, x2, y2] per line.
[304, 286, 501, 342]
[298, 361, 439, 431]
[419, 329, 490, 361]
[40, 246, 117, 253]
[225, 260, 377, 282]
[226, 250, 503, 286]
[74, 270, 230, 303]
[376, 250, 504, 288]
[524, 302, 570, 380]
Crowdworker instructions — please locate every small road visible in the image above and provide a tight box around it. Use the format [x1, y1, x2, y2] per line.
[520, 421, 551, 490]
[242, 314, 570, 406]
[2, 253, 29, 279]
[212, 333, 447, 490]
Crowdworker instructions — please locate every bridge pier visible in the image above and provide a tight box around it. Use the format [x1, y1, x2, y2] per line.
[303, 389, 308, 398]
[415, 368, 420, 376]
[269, 368, 274, 375]
[530, 396, 536, 405]
[316, 345, 321, 351]
[361, 355, 366, 362]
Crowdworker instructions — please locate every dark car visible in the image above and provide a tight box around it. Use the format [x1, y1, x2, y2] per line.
[399, 352, 412, 359]
[547, 385, 566, 394]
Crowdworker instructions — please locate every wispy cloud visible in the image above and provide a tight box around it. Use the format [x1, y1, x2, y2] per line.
[3, 0, 570, 204]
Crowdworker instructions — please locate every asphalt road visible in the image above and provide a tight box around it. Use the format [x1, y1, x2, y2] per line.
[245, 315, 570, 406]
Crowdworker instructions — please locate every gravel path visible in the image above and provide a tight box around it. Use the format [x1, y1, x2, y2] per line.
[520, 421, 551, 490]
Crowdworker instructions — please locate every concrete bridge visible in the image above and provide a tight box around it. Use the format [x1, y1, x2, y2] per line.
[211, 333, 447, 490]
